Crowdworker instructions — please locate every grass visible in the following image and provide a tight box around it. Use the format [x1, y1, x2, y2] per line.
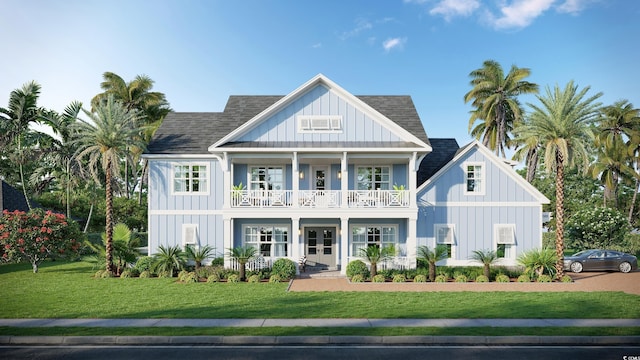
[1, 261, 639, 320]
[0, 327, 638, 337]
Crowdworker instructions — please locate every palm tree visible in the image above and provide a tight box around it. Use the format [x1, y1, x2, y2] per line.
[227, 246, 258, 281]
[589, 141, 637, 208]
[515, 81, 602, 279]
[358, 244, 396, 279]
[151, 245, 186, 277]
[186, 245, 216, 272]
[416, 245, 448, 282]
[464, 60, 539, 158]
[470, 249, 498, 279]
[512, 130, 540, 183]
[71, 95, 145, 274]
[91, 72, 171, 200]
[0, 81, 44, 209]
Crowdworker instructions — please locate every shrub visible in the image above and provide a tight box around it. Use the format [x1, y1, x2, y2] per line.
[537, 274, 553, 283]
[184, 272, 199, 283]
[566, 207, 629, 250]
[351, 274, 365, 283]
[211, 257, 224, 266]
[134, 256, 153, 273]
[100, 270, 113, 278]
[247, 274, 261, 283]
[517, 248, 557, 278]
[414, 274, 427, 283]
[269, 274, 282, 283]
[392, 274, 406, 283]
[139, 270, 152, 278]
[178, 270, 190, 282]
[372, 274, 386, 283]
[475, 275, 489, 283]
[271, 258, 297, 280]
[495, 274, 510, 283]
[434, 274, 448, 283]
[120, 270, 133, 278]
[207, 274, 220, 283]
[454, 274, 468, 283]
[227, 274, 240, 283]
[157, 271, 171, 278]
[517, 274, 531, 283]
[560, 274, 573, 283]
[94, 270, 105, 278]
[151, 245, 187, 277]
[346, 260, 370, 280]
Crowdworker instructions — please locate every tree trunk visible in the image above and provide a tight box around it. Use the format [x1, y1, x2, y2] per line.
[525, 147, 538, 183]
[628, 177, 639, 226]
[239, 262, 246, 281]
[17, 137, 32, 211]
[66, 160, 71, 219]
[84, 203, 93, 233]
[428, 262, 436, 282]
[483, 264, 490, 279]
[105, 158, 114, 274]
[32, 262, 39, 273]
[370, 262, 377, 279]
[138, 159, 148, 205]
[554, 150, 565, 280]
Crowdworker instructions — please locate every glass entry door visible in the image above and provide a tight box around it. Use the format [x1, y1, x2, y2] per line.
[305, 227, 336, 269]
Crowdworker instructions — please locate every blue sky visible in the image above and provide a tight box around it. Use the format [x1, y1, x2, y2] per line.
[1, 0, 638, 149]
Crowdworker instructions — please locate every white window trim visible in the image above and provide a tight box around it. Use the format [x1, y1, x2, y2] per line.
[297, 115, 343, 133]
[242, 224, 290, 258]
[463, 161, 485, 196]
[494, 224, 516, 259]
[182, 224, 199, 249]
[350, 224, 400, 256]
[355, 166, 392, 190]
[247, 165, 285, 191]
[434, 224, 456, 245]
[171, 162, 210, 195]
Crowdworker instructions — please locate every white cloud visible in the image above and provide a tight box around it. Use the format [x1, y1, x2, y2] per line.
[556, 0, 592, 14]
[382, 37, 407, 52]
[489, 0, 555, 29]
[311, 43, 322, 48]
[339, 18, 373, 40]
[429, 0, 481, 21]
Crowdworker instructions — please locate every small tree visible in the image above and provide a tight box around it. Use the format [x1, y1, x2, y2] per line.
[151, 245, 186, 277]
[0, 209, 84, 273]
[227, 245, 258, 281]
[358, 244, 396, 279]
[417, 245, 448, 282]
[185, 245, 215, 272]
[470, 249, 498, 279]
[517, 248, 557, 278]
[85, 223, 140, 276]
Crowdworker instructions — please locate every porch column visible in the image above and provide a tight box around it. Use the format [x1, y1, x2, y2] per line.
[222, 152, 231, 208]
[409, 152, 417, 208]
[407, 217, 417, 269]
[292, 152, 299, 208]
[341, 152, 348, 208]
[291, 217, 301, 262]
[223, 217, 233, 269]
[340, 217, 349, 275]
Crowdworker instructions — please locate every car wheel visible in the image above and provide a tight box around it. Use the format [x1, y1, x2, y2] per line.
[619, 262, 632, 273]
[570, 262, 583, 273]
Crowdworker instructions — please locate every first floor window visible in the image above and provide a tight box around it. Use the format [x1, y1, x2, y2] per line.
[356, 166, 390, 190]
[435, 224, 455, 259]
[351, 225, 397, 256]
[182, 224, 198, 251]
[495, 224, 516, 258]
[173, 163, 208, 194]
[244, 225, 289, 257]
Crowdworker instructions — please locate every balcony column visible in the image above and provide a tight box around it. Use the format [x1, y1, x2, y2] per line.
[222, 152, 231, 208]
[341, 152, 348, 208]
[340, 217, 349, 275]
[292, 152, 299, 208]
[409, 152, 417, 208]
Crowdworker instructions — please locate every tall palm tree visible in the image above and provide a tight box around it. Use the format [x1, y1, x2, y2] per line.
[515, 81, 602, 279]
[589, 141, 637, 208]
[227, 246, 258, 281]
[91, 72, 171, 199]
[358, 244, 396, 279]
[512, 131, 540, 183]
[416, 245, 448, 282]
[72, 95, 145, 274]
[0, 81, 44, 209]
[465, 60, 539, 158]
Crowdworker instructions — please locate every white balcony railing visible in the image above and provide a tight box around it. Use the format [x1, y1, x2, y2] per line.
[230, 190, 409, 208]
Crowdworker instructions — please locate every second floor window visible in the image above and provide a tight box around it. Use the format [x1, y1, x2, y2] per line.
[356, 166, 390, 190]
[464, 162, 484, 195]
[173, 164, 208, 194]
[249, 166, 284, 191]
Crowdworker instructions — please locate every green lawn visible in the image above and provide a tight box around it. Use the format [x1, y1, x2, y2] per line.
[1, 261, 639, 320]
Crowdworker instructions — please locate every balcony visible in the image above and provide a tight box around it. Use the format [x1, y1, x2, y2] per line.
[230, 190, 410, 208]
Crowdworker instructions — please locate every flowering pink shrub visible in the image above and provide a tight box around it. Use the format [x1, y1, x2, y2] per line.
[0, 209, 84, 273]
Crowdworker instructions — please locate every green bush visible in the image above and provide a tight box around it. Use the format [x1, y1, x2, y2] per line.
[475, 275, 489, 283]
[454, 274, 468, 283]
[560, 275, 573, 283]
[414, 274, 427, 283]
[346, 260, 370, 280]
[120, 270, 133, 278]
[518, 248, 557, 278]
[211, 257, 224, 266]
[351, 274, 365, 283]
[434, 274, 448, 283]
[392, 274, 406, 283]
[269, 274, 282, 283]
[247, 274, 261, 283]
[139, 270, 152, 278]
[537, 274, 553, 283]
[94, 270, 105, 278]
[100, 270, 113, 278]
[517, 274, 531, 283]
[227, 274, 240, 283]
[372, 274, 386, 283]
[183, 272, 198, 283]
[178, 270, 190, 282]
[207, 274, 220, 283]
[495, 274, 510, 283]
[134, 256, 153, 273]
[566, 207, 629, 251]
[271, 258, 297, 280]
[157, 271, 171, 278]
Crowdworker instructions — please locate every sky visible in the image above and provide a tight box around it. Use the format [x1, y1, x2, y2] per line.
[1, 0, 639, 153]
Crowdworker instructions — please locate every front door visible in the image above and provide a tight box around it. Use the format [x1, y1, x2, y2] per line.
[305, 227, 336, 269]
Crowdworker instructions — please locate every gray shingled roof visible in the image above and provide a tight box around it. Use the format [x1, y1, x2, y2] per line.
[146, 95, 429, 154]
[1, 180, 31, 212]
[417, 138, 460, 184]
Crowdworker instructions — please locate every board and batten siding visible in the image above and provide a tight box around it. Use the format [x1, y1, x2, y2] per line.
[147, 159, 223, 256]
[236, 85, 404, 143]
